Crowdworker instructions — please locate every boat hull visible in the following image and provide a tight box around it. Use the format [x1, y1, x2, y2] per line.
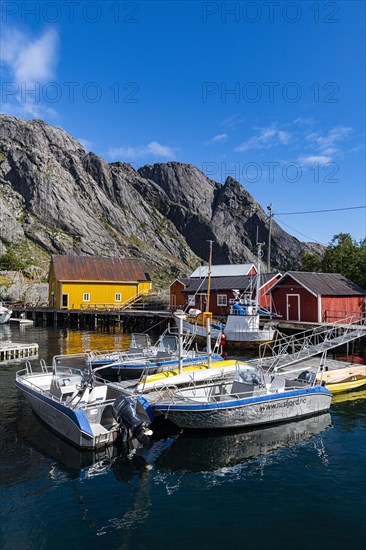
[155, 387, 332, 430]
[318, 365, 366, 394]
[0, 309, 12, 324]
[16, 379, 116, 449]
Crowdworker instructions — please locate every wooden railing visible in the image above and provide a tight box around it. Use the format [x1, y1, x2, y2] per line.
[323, 310, 366, 323]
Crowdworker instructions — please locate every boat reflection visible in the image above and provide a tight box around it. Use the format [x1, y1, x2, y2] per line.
[156, 413, 332, 473]
[331, 388, 366, 405]
[19, 407, 332, 481]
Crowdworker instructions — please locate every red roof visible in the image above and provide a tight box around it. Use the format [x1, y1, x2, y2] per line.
[51, 255, 151, 282]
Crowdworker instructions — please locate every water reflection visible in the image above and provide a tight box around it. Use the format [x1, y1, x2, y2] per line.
[156, 414, 332, 473]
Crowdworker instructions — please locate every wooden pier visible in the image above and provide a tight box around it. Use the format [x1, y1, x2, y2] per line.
[11, 306, 172, 331]
[0, 342, 39, 362]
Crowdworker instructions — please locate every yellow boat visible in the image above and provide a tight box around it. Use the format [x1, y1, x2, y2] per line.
[137, 359, 244, 392]
[317, 364, 366, 394]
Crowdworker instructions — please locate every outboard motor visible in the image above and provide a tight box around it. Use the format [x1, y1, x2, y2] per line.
[112, 396, 153, 445]
[297, 370, 316, 385]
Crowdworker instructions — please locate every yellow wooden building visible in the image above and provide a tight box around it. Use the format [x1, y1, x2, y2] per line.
[49, 255, 152, 310]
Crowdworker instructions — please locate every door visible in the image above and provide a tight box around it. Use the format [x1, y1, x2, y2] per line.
[287, 294, 300, 321]
[61, 294, 69, 309]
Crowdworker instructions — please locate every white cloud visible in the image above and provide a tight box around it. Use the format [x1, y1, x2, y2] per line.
[293, 117, 316, 126]
[1, 27, 58, 84]
[78, 138, 94, 152]
[146, 141, 174, 157]
[0, 27, 59, 118]
[299, 155, 333, 166]
[235, 125, 291, 152]
[108, 141, 175, 160]
[210, 133, 228, 143]
[306, 125, 352, 155]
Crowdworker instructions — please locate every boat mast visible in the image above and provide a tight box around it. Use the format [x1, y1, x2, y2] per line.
[206, 240, 213, 314]
[256, 242, 264, 310]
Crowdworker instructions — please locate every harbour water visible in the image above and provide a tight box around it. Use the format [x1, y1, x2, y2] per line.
[1, 325, 365, 549]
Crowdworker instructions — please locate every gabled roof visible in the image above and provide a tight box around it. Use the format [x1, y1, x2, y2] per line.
[170, 277, 191, 288]
[189, 264, 256, 278]
[51, 255, 151, 282]
[267, 271, 366, 296]
[182, 273, 280, 293]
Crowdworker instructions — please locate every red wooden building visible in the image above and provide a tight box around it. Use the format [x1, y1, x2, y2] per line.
[266, 272, 366, 323]
[170, 273, 281, 316]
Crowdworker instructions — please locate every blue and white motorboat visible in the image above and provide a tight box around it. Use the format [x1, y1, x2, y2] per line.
[152, 364, 332, 430]
[89, 333, 152, 367]
[15, 353, 154, 449]
[92, 329, 223, 380]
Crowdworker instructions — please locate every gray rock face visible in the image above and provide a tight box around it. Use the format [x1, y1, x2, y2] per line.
[0, 114, 322, 281]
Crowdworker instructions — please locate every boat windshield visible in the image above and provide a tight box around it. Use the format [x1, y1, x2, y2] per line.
[130, 333, 151, 350]
[236, 364, 262, 386]
[157, 335, 178, 353]
[52, 353, 92, 384]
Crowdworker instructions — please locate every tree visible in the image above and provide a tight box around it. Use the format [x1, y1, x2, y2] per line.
[300, 233, 366, 290]
[0, 251, 26, 271]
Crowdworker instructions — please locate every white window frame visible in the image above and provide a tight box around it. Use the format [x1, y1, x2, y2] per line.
[115, 293, 122, 302]
[187, 294, 195, 306]
[83, 293, 90, 302]
[217, 294, 227, 306]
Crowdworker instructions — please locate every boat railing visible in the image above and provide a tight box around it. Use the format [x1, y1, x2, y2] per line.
[259, 315, 366, 372]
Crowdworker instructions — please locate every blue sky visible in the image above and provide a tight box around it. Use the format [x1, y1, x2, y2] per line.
[1, 0, 365, 246]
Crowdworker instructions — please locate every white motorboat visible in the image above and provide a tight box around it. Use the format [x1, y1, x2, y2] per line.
[153, 363, 332, 430]
[15, 354, 154, 449]
[0, 303, 12, 324]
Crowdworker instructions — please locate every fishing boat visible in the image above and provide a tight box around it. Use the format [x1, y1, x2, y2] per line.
[0, 303, 12, 324]
[222, 244, 276, 347]
[153, 363, 332, 430]
[15, 353, 154, 449]
[174, 243, 277, 348]
[317, 364, 366, 394]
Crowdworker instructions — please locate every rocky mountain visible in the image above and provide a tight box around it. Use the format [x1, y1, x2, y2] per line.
[0, 114, 322, 284]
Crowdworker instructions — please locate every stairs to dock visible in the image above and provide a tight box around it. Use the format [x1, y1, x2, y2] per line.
[259, 316, 366, 373]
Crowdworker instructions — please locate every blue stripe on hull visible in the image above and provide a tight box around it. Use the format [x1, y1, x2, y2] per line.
[154, 386, 331, 412]
[15, 380, 93, 437]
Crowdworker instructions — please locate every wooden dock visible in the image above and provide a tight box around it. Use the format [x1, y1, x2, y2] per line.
[0, 341, 39, 362]
[10, 306, 171, 331]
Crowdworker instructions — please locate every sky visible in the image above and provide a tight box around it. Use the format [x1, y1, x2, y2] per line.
[0, 0, 365, 246]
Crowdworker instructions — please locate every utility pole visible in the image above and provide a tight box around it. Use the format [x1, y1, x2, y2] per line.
[267, 203, 273, 273]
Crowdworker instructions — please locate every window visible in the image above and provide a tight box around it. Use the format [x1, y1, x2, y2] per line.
[62, 294, 68, 308]
[83, 293, 90, 302]
[115, 293, 122, 301]
[187, 295, 195, 306]
[217, 294, 227, 306]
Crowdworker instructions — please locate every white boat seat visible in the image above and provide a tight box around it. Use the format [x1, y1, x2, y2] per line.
[88, 386, 108, 404]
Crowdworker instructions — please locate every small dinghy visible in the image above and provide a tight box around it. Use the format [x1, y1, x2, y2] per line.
[317, 364, 366, 394]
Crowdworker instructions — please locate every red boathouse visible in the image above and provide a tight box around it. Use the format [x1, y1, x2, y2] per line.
[267, 272, 366, 323]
